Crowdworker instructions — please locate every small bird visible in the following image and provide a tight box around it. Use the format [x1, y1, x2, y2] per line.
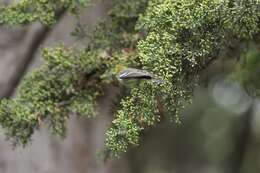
[118, 68, 153, 80]
[117, 67, 165, 84]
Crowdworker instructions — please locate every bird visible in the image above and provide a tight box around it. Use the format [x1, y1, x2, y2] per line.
[117, 67, 165, 84]
[118, 68, 153, 80]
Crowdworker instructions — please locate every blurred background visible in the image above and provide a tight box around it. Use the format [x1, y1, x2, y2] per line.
[0, 0, 259, 173]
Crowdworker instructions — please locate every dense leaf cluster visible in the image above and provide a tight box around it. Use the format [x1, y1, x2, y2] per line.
[0, 47, 101, 145]
[0, 0, 259, 156]
[107, 0, 259, 156]
[0, 0, 89, 25]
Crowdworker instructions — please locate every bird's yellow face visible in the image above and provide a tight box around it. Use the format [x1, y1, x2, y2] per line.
[114, 64, 126, 74]
[114, 64, 127, 84]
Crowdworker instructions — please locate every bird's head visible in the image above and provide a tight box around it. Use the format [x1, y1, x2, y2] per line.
[114, 64, 127, 74]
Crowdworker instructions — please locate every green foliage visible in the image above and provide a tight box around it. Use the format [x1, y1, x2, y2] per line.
[109, 0, 148, 18]
[106, 0, 259, 155]
[0, 99, 38, 146]
[106, 83, 161, 156]
[0, 46, 101, 145]
[224, 0, 260, 38]
[0, 0, 259, 157]
[231, 45, 260, 96]
[0, 0, 89, 25]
